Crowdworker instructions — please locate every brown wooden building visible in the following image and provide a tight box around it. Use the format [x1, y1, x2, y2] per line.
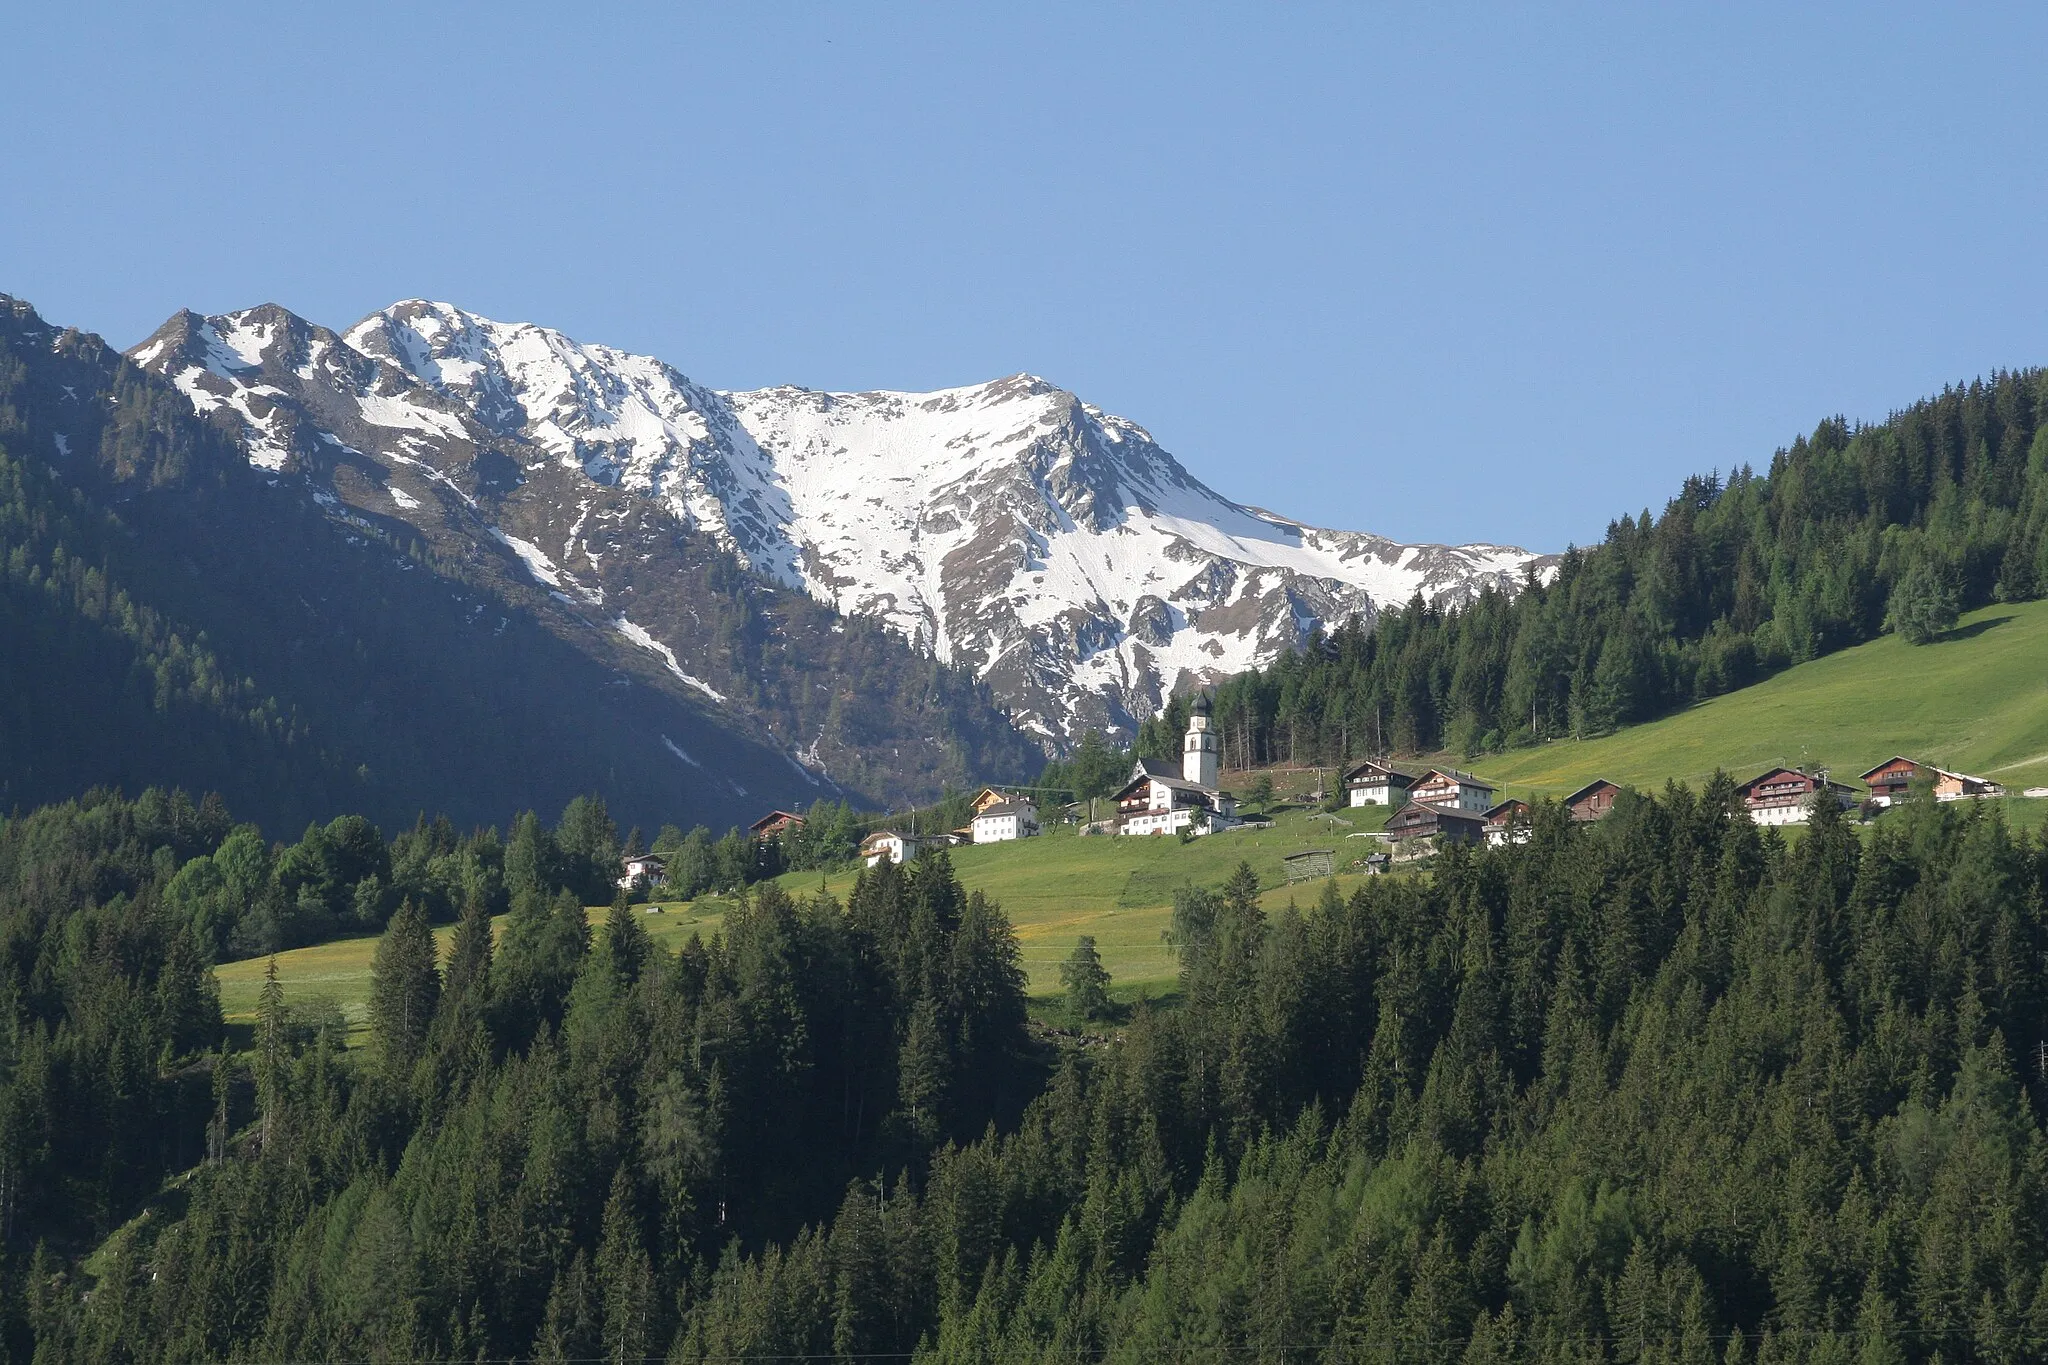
[1386, 800, 1487, 847]
[1859, 756, 1922, 805]
[1563, 779, 1622, 822]
[1739, 768, 1856, 826]
[1858, 757, 2002, 806]
[1483, 798, 1531, 847]
[749, 810, 807, 840]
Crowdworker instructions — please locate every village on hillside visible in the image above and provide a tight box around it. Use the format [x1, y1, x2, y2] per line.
[612, 694, 2048, 895]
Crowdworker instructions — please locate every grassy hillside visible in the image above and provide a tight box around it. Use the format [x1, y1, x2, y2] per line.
[214, 803, 1398, 1040]
[214, 601, 2048, 1039]
[1456, 599, 2048, 798]
[771, 801, 1398, 998]
[214, 902, 730, 1045]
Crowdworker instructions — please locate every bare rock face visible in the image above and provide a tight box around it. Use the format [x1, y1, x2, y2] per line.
[134, 300, 1554, 752]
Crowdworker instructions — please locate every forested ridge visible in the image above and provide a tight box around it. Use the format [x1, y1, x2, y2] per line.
[7, 777, 2048, 1363]
[1206, 369, 2048, 767]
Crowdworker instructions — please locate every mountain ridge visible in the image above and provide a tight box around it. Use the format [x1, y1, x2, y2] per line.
[134, 298, 1555, 745]
[0, 291, 1040, 832]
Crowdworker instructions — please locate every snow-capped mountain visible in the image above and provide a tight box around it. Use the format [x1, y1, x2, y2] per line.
[131, 300, 1552, 746]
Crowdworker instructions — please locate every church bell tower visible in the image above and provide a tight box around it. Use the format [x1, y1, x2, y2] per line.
[1183, 693, 1220, 790]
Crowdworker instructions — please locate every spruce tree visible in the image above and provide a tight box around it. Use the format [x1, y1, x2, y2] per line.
[604, 888, 650, 988]
[369, 899, 441, 1073]
[441, 890, 493, 1013]
[1887, 559, 1960, 644]
[597, 1168, 654, 1365]
[255, 955, 287, 1150]
[1059, 936, 1113, 1025]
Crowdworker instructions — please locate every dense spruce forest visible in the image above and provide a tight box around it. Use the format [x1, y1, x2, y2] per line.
[1205, 370, 2048, 766]
[7, 777, 2048, 1363]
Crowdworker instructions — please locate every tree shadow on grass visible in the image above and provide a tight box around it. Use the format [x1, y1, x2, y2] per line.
[1933, 615, 2014, 643]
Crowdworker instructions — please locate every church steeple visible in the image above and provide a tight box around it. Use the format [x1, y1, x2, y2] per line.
[1183, 692, 1219, 790]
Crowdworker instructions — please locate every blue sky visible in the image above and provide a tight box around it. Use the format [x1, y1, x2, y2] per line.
[5, 3, 2046, 550]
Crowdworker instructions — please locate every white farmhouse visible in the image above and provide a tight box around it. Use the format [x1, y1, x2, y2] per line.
[859, 829, 940, 867]
[1342, 759, 1418, 807]
[617, 853, 667, 891]
[971, 799, 1039, 844]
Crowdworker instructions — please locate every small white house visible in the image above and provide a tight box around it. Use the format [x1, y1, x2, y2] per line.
[618, 853, 667, 891]
[1343, 760, 1417, 808]
[971, 799, 1040, 844]
[859, 830, 939, 867]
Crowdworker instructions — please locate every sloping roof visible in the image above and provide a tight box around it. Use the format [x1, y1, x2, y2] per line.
[1483, 799, 1530, 822]
[974, 800, 1036, 818]
[1132, 757, 1178, 781]
[1562, 780, 1621, 807]
[1389, 801, 1485, 829]
[1114, 771, 1215, 803]
[1415, 767, 1496, 790]
[749, 809, 806, 834]
[1859, 756, 1923, 782]
[1741, 768, 1856, 798]
[1344, 760, 1421, 783]
[621, 852, 666, 868]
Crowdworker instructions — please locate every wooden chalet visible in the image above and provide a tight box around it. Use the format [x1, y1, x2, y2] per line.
[1563, 780, 1622, 823]
[1409, 768, 1498, 812]
[1739, 768, 1857, 826]
[969, 787, 1016, 814]
[1483, 798, 1531, 847]
[1858, 756, 2002, 808]
[1342, 759, 1419, 808]
[1385, 799, 1486, 847]
[749, 810, 807, 840]
[1859, 756, 1922, 805]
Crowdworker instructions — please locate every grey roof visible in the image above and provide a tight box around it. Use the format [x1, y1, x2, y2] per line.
[1390, 801, 1485, 827]
[1114, 771, 1217, 804]
[1133, 757, 1178, 780]
[1418, 767, 1495, 789]
[1344, 760, 1421, 783]
[974, 800, 1036, 818]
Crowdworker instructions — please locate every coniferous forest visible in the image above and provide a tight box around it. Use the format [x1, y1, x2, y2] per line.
[1206, 370, 2048, 766]
[6, 778, 2048, 1363]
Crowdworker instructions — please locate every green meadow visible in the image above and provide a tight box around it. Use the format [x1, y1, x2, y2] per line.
[1463, 599, 2048, 801]
[213, 802, 1396, 1041]
[214, 600, 2048, 1040]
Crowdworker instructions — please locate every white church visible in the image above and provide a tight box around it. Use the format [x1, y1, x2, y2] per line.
[1110, 694, 1241, 836]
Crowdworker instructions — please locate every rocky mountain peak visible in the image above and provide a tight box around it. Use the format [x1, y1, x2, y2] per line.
[131, 299, 1556, 748]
